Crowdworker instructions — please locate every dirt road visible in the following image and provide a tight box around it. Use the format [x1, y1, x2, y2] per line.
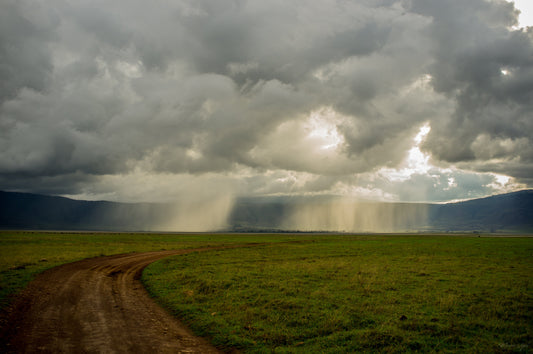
[0, 247, 243, 353]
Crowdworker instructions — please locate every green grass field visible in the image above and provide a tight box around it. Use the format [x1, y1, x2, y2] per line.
[1, 232, 531, 352]
[0, 231, 298, 309]
[143, 235, 532, 353]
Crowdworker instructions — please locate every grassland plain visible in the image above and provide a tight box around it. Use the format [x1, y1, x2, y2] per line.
[143, 235, 532, 353]
[0, 231, 301, 309]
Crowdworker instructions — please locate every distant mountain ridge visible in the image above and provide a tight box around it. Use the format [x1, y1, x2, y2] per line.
[0, 191, 167, 231]
[427, 190, 533, 233]
[1, 190, 532, 233]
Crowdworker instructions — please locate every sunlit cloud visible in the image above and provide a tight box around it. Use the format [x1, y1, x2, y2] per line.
[507, 0, 533, 28]
[378, 123, 432, 182]
[306, 107, 344, 151]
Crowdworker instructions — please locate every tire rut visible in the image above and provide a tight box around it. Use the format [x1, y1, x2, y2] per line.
[0, 245, 255, 353]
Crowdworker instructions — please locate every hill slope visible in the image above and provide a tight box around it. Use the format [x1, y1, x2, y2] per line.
[1, 190, 532, 232]
[427, 190, 533, 232]
[0, 191, 166, 231]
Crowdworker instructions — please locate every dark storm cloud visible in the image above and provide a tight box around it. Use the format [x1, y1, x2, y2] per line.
[0, 1, 56, 102]
[409, 0, 533, 171]
[0, 0, 531, 201]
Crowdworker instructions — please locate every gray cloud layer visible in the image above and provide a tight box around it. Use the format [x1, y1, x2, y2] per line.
[0, 0, 531, 202]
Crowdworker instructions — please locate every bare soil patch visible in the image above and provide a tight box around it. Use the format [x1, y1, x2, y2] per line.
[0, 247, 246, 353]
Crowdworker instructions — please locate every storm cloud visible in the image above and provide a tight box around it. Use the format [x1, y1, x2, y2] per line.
[0, 0, 531, 203]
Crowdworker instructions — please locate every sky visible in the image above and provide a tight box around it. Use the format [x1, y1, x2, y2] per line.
[1, 0, 532, 204]
[511, 0, 533, 28]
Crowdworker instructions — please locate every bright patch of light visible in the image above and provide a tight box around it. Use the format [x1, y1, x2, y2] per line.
[507, 0, 533, 28]
[414, 122, 431, 144]
[374, 121, 524, 201]
[444, 177, 458, 191]
[306, 107, 344, 150]
[186, 148, 202, 160]
[484, 172, 526, 194]
[501, 69, 510, 76]
[379, 122, 432, 181]
[494, 173, 510, 186]
[405, 145, 431, 175]
[448, 177, 457, 187]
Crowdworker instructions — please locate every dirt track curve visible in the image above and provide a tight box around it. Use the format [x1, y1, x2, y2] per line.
[0, 246, 250, 353]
